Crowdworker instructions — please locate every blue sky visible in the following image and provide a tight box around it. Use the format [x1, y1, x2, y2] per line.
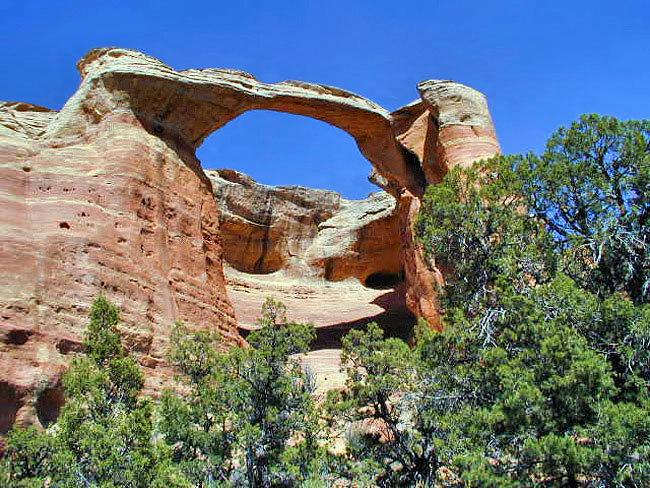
[1, 1, 648, 199]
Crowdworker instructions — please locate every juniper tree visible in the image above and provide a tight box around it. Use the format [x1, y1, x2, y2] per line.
[161, 298, 324, 487]
[409, 115, 650, 486]
[0, 296, 187, 488]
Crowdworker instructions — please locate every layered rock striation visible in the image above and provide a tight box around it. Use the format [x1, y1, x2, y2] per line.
[0, 99, 242, 435]
[0, 47, 501, 432]
[392, 80, 501, 184]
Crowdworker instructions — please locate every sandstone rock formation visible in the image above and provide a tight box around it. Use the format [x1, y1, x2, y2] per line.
[0, 86, 241, 435]
[392, 81, 501, 184]
[208, 169, 410, 394]
[0, 47, 501, 433]
[390, 81, 502, 327]
[225, 267, 414, 395]
[209, 169, 401, 283]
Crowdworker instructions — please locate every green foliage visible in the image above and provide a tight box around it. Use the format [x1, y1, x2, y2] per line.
[340, 322, 414, 418]
[520, 114, 650, 303]
[335, 284, 643, 486]
[49, 296, 162, 487]
[161, 297, 324, 487]
[0, 427, 53, 487]
[332, 322, 444, 486]
[83, 295, 125, 365]
[417, 154, 556, 317]
[436, 278, 616, 485]
[1, 296, 187, 488]
[409, 114, 650, 487]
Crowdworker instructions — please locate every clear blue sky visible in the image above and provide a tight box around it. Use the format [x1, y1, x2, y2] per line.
[1, 1, 648, 199]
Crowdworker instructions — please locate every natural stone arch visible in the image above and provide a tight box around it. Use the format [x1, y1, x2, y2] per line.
[47, 48, 435, 327]
[0, 47, 504, 434]
[46, 47, 501, 330]
[52, 48, 426, 197]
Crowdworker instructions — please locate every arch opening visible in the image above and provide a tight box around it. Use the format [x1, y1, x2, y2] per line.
[197, 110, 381, 200]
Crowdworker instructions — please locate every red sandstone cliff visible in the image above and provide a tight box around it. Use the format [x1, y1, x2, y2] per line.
[0, 48, 500, 432]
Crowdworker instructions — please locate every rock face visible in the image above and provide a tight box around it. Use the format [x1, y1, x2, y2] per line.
[392, 81, 501, 184]
[208, 169, 410, 395]
[0, 86, 241, 434]
[0, 48, 501, 433]
[390, 81, 501, 326]
[208, 169, 402, 283]
[225, 268, 415, 395]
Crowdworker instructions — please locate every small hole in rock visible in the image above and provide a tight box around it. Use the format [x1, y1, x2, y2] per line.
[22, 166, 32, 172]
[59, 222, 70, 229]
[364, 272, 403, 290]
[56, 338, 83, 355]
[36, 387, 65, 428]
[6, 329, 31, 345]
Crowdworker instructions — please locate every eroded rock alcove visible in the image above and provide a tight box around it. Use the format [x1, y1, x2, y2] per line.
[0, 47, 500, 429]
[208, 167, 411, 391]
